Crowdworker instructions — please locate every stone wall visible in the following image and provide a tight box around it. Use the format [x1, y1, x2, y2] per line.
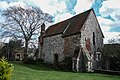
[63, 34, 81, 57]
[42, 34, 81, 64]
[81, 10, 103, 53]
[80, 10, 104, 70]
[42, 34, 64, 63]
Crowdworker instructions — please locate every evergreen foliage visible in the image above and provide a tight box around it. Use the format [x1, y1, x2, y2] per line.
[0, 57, 14, 80]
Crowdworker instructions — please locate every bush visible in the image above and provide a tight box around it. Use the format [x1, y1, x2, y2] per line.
[23, 57, 35, 64]
[0, 57, 14, 80]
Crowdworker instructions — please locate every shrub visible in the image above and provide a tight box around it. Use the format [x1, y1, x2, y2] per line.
[23, 57, 35, 64]
[0, 57, 14, 80]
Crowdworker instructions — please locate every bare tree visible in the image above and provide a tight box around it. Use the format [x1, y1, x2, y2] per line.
[108, 38, 120, 44]
[108, 38, 116, 44]
[1, 6, 53, 58]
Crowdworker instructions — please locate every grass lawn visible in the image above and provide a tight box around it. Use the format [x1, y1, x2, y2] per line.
[11, 61, 120, 80]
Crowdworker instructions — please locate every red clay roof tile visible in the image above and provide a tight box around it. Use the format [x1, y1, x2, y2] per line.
[44, 9, 92, 37]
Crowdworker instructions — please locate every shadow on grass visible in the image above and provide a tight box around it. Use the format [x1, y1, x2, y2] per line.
[11, 61, 66, 72]
[10, 61, 120, 78]
[10, 61, 120, 79]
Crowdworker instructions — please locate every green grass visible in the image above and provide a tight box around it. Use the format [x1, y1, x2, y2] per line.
[11, 61, 120, 80]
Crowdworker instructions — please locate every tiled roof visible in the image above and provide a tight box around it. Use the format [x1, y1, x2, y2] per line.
[44, 9, 92, 37]
[44, 19, 70, 37]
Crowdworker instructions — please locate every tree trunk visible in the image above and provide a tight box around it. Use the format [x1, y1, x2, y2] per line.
[24, 40, 28, 59]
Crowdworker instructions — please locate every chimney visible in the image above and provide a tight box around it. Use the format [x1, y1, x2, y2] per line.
[39, 23, 45, 46]
[41, 23, 45, 36]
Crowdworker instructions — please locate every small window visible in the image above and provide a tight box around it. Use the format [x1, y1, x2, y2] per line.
[96, 52, 101, 61]
[93, 32, 95, 45]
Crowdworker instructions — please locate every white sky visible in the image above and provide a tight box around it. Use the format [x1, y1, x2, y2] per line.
[0, 0, 120, 44]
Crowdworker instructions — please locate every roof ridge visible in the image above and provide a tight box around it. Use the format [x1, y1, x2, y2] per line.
[50, 9, 92, 27]
[62, 9, 92, 37]
[44, 9, 92, 37]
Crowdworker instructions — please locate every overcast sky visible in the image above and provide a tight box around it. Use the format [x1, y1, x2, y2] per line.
[0, 0, 120, 43]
